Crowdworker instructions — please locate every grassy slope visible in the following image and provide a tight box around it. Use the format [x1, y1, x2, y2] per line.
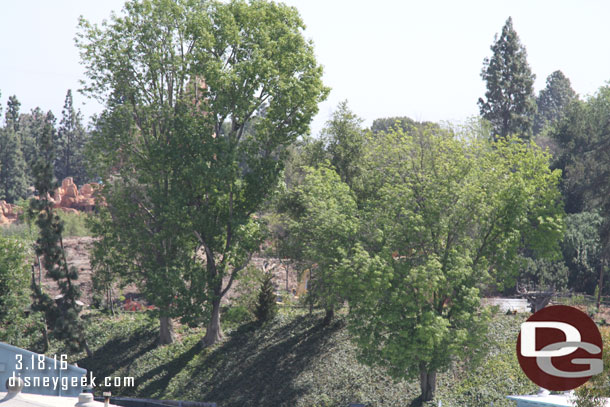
[48, 309, 536, 407]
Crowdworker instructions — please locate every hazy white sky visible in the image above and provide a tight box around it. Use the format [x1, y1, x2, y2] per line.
[1, 0, 610, 135]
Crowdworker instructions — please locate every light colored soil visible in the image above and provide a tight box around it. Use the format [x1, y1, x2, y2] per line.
[36, 236, 299, 307]
[35, 236, 140, 305]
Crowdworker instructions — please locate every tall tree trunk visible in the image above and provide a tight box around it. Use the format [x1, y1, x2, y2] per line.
[159, 315, 175, 345]
[419, 365, 436, 402]
[41, 320, 49, 353]
[81, 338, 93, 358]
[201, 298, 224, 347]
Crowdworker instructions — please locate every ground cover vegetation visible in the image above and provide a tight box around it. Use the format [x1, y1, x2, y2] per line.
[45, 308, 535, 407]
[2, 7, 610, 407]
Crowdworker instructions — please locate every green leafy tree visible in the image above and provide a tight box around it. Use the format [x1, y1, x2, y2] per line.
[278, 166, 358, 324]
[370, 116, 416, 134]
[479, 17, 536, 140]
[0, 236, 31, 344]
[369, 116, 440, 136]
[341, 126, 563, 403]
[88, 100, 198, 344]
[534, 70, 577, 135]
[78, 0, 327, 347]
[28, 111, 91, 356]
[518, 256, 568, 291]
[56, 90, 88, 184]
[562, 211, 604, 294]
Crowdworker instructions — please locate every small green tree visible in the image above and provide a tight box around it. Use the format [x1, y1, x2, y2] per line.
[89, 208, 134, 314]
[341, 126, 563, 403]
[278, 166, 358, 324]
[479, 17, 536, 140]
[254, 272, 277, 323]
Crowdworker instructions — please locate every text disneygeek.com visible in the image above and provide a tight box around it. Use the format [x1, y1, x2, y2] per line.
[9, 372, 135, 391]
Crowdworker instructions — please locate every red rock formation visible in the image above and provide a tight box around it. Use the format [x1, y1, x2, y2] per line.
[0, 178, 103, 228]
[0, 200, 20, 226]
[51, 177, 100, 212]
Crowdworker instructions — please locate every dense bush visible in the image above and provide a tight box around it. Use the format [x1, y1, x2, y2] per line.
[0, 236, 39, 345]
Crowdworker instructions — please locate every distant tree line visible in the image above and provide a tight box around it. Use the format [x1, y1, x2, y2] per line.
[0, 89, 90, 204]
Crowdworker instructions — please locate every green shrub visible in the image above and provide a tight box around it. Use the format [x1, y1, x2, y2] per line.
[231, 265, 266, 313]
[0, 236, 35, 344]
[0, 222, 36, 240]
[254, 272, 277, 323]
[223, 305, 252, 324]
[565, 293, 587, 306]
[57, 211, 91, 236]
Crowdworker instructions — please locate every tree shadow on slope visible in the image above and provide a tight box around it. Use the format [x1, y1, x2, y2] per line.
[207, 314, 342, 407]
[126, 339, 202, 398]
[77, 323, 159, 392]
[140, 313, 343, 407]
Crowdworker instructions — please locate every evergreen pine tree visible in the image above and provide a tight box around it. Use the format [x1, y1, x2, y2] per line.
[254, 272, 278, 323]
[478, 17, 537, 140]
[0, 129, 28, 203]
[6, 95, 21, 132]
[19, 107, 47, 181]
[0, 96, 28, 203]
[56, 90, 88, 184]
[29, 111, 92, 356]
[534, 70, 577, 135]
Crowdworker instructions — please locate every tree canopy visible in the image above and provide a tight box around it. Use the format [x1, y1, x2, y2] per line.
[79, 0, 328, 346]
[321, 101, 364, 189]
[534, 70, 577, 135]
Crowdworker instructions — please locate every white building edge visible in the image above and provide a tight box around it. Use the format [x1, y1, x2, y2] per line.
[508, 389, 610, 407]
[0, 342, 85, 397]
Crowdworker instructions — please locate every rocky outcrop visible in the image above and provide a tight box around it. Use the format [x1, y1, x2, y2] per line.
[0, 178, 102, 227]
[0, 200, 19, 225]
[51, 177, 100, 212]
